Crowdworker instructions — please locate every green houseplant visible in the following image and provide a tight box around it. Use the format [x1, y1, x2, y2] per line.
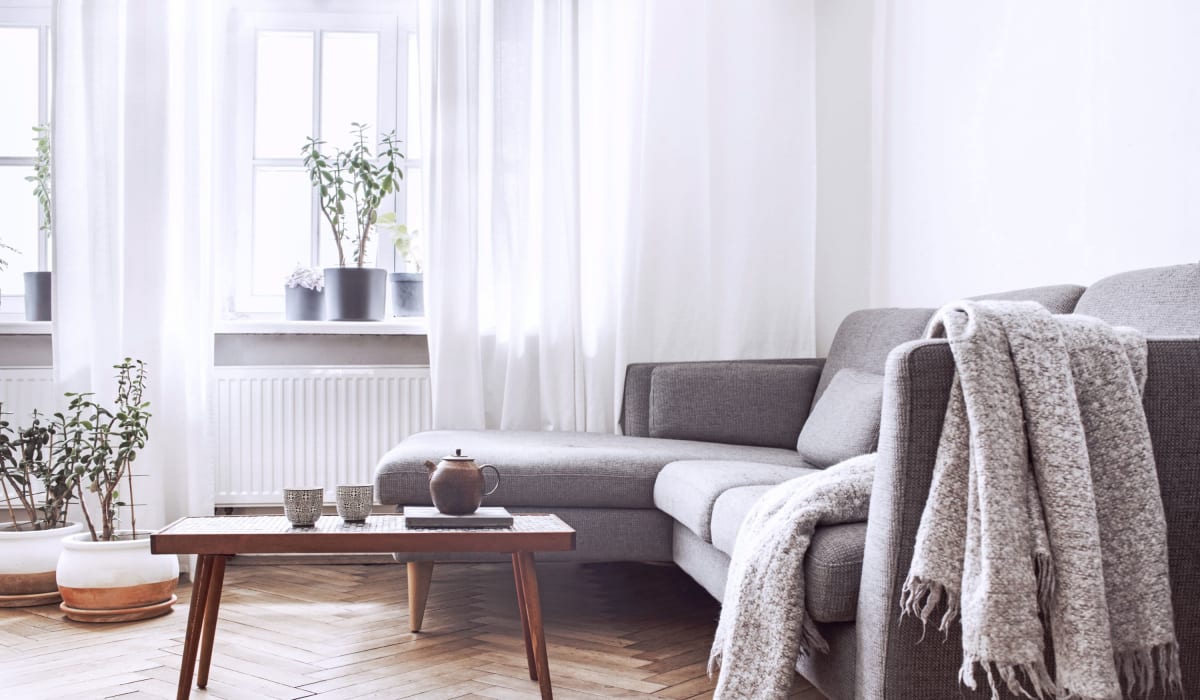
[381, 213, 424, 317]
[23, 124, 52, 321]
[50, 359, 180, 622]
[0, 405, 85, 606]
[301, 122, 404, 321]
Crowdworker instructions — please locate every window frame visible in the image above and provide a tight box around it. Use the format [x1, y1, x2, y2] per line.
[0, 2, 52, 320]
[226, 1, 421, 318]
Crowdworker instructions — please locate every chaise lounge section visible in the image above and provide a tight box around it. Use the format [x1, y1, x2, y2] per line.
[375, 263, 1200, 699]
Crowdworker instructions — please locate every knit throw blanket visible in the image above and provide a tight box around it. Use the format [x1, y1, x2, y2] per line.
[902, 300, 1181, 700]
[709, 453, 876, 698]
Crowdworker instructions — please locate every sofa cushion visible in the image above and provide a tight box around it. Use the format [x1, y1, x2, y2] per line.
[711, 484, 866, 623]
[969, 284, 1086, 315]
[648, 363, 821, 448]
[653, 460, 818, 542]
[796, 369, 884, 468]
[816, 308, 933, 401]
[1074, 263, 1200, 336]
[375, 430, 809, 509]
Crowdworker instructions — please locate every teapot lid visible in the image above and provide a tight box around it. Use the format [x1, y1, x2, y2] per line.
[442, 448, 474, 461]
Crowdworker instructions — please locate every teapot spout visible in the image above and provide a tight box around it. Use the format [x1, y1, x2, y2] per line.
[424, 459, 437, 472]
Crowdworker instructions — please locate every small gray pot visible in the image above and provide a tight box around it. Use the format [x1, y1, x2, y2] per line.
[324, 267, 386, 321]
[390, 272, 424, 317]
[24, 271, 51, 322]
[285, 286, 325, 321]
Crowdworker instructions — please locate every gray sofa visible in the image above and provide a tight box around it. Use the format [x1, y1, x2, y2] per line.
[375, 263, 1200, 699]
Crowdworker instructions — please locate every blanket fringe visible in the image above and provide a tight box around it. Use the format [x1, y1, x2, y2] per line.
[900, 575, 960, 634]
[1115, 641, 1182, 698]
[960, 656, 1057, 700]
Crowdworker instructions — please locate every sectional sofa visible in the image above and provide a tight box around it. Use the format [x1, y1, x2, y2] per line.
[375, 263, 1200, 699]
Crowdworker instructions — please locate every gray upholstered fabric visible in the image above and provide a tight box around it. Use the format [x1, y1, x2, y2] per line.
[710, 484, 867, 624]
[795, 620, 858, 700]
[648, 363, 820, 448]
[653, 461, 815, 542]
[1074, 262, 1200, 336]
[673, 520, 732, 601]
[968, 283, 1086, 314]
[375, 430, 807, 509]
[796, 369, 884, 468]
[620, 358, 825, 436]
[815, 307, 934, 401]
[396, 506, 673, 563]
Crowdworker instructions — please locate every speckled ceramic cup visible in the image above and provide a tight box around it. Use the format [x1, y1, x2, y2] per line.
[336, 485, 374, 522]
[283, 487, 324, 527]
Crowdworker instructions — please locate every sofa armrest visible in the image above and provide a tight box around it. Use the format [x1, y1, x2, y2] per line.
[856, 337, 1200, 699]
[619, 358, 825, 437]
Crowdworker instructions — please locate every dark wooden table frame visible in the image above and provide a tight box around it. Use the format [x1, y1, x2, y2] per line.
[152, 515, 575, 700]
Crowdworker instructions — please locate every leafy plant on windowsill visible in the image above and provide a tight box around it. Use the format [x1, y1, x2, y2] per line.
[285, 264, 324, 291]
[379, 213, 422, 273]
[0, 406, 76, 531]
[301, 123, 404, 268]
[0, 240, 16, 274]
[52, 359, 152, 542]
[26, 124, 51, 240]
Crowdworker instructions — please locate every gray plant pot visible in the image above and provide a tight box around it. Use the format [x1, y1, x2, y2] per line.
[390, 272, 424, 317]
[285, 286, 325, 321]
[324, 267, 386, 321]
[24, 271, 51, 322]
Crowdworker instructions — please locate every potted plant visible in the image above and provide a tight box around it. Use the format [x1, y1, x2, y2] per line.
[284, 264, 325, 320]
[0, 406, 84, 607]
[0, 239, 15, 306]
[52, 359, 180, 622]
[301, 122, 404, 321]
[380, 213, 424, 317]
[23, 124, 51, 321]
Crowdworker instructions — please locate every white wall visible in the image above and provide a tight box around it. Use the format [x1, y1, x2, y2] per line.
[813, 0, 874, 354]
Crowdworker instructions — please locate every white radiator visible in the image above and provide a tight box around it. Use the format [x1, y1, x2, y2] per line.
[214, 365, 432, 506]
[0, 368, 56, 427]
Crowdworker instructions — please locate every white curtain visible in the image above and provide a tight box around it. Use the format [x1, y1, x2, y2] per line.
[872, 2, 1200, 307]
[425, 0, 816, 432]
[52, 0, 216, 536]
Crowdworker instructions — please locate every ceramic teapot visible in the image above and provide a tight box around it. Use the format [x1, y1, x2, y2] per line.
[424, 449, 501, 515]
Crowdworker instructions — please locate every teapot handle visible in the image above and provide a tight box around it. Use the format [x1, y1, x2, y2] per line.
[480, 464, 501, 497]
[424, 459, 437, 473]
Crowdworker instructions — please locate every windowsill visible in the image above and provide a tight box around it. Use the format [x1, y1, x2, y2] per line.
[214, 318, 428, 335]
[0, 321, 51, 335]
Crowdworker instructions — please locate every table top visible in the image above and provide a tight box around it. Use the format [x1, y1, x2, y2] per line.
[151, 514, 576, 555]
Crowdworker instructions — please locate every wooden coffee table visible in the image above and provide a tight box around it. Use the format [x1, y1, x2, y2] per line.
[152, 514, 576, 700]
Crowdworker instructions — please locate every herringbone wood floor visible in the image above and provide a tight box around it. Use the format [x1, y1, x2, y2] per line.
[0, 561, 825, 699]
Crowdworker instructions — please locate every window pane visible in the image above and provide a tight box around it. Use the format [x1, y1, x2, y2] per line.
[406, 33, 421, 157]
[321, 32, 379, 152]
[0, 28, 40, 157]
[0, 167, 39, 296]
[255, 31, 314, 159]
[252, 167, 311, 296]
[404, 168, 424, 272]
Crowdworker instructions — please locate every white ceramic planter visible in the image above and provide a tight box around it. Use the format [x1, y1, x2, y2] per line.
[0, 522, 85, 606]
[56, 531, 180, 622]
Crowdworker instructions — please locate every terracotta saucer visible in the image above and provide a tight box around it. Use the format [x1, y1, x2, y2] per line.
[0, 590, 62, 608]
[60, 594, 177, 623]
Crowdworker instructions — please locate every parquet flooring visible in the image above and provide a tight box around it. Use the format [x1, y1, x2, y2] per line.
[0, 561, 825, 699]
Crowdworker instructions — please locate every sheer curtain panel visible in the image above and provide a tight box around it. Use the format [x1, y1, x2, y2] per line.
[53, 0, 217, 538]
[424, 0, 817, 432]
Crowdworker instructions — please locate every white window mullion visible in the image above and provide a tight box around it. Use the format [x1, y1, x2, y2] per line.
[310, 29, 323, 268]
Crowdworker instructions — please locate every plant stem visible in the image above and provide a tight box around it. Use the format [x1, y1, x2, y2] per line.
[75, 480, 97, 541]
[126, 457, 136, 540]
[1, 481, 19, 529]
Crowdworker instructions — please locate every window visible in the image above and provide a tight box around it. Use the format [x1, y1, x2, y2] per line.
[228, 2, 422, 317]
[0, 4, 51, 318]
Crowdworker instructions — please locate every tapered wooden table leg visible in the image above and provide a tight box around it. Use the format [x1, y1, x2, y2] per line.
[176, 555, 212, 700]
[407, 561, 434, 632]
[196, 555, 229, 688]
[512, 553, 538, 680]
[516, 551, 553, 699]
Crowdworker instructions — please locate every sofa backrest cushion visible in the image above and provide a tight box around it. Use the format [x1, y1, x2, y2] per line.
[797, 369, 884, 467]
[969, 284, 1086, 314]
[1074, 263, 1200, 336]
[648, 363, 821, 448]
[816, 308, 934, 401]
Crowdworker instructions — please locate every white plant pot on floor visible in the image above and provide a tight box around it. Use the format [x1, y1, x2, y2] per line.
[0, 522, 85, 607]
[56, 531, 180, 622]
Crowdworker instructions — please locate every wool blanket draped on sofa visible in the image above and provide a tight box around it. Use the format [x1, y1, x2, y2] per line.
[902, 301, 1180, 700]
[710, 301, 1179, 700]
